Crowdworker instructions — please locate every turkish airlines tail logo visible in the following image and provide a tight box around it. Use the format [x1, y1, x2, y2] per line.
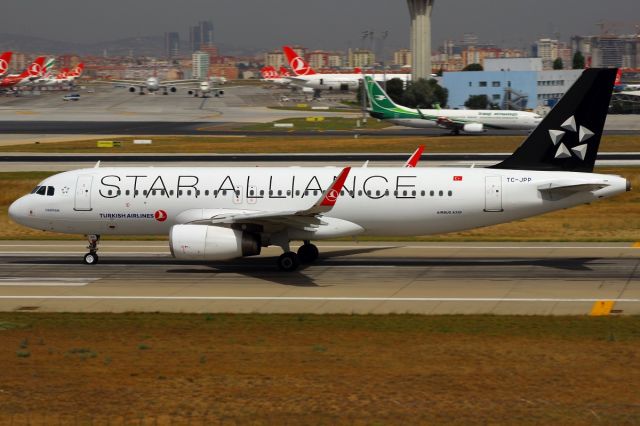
[26, 57, 46, 77]
[282, 46, 316, 76]
[0, 52, 12, 76]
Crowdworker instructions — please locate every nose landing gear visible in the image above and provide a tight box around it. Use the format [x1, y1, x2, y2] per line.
[83, 234, 100, 265]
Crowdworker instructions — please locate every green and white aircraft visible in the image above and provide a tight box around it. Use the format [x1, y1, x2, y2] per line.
[364, 76, 542, 134]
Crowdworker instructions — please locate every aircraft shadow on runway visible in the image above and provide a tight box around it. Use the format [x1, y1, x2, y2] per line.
[8, 253, 627, 287]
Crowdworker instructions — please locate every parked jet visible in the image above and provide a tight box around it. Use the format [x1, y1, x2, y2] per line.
[0, 52, 13, 77]
[0, 56, 46, 90]
[365, 76, 542, 134]
[614, 69, 640, 92]
[283, 46, 411, 92]
[109, 76, 199, 95]
[187, 81, 224, 98]
[9, 69, 629, 271]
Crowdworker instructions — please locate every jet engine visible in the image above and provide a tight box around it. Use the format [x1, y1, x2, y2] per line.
[462, 123, 485, 133]
[128, 86, 136, 93]
[169, 225, 261, 261]
[169, 86, 177, 93]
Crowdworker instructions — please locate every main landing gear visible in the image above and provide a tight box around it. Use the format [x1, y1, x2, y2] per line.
[83, 234, 100, 265]
[276, 241, 319, 272]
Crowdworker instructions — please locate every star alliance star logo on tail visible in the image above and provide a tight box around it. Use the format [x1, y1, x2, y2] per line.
[548, 116, 594, 161]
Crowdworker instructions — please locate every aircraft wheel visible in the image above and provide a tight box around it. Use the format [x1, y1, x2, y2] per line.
[297, 243, 319, 263]
[83, 252, 99, 265]
[277, 252, 299, 272]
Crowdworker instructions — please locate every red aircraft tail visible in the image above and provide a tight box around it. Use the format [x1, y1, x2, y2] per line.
[0, 51, 13, 76]
[279, 66, 291, 77]
[22, 56, 46, 78]
[282, 46, 316, 76]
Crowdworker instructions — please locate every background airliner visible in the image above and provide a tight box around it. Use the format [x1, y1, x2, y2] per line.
[282, 46, 411, 92]
[0, 56, 46, 91]
[186, 81, 225, 98]
[109, 76, 200, 95]
[365, 76, 542, 134]
[8, 69, 629, 271]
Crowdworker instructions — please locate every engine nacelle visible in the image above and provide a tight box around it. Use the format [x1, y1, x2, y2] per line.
[169, 86, 177, 93]
[169, 225, 261, 261]
[187, 90, 195, 95]
[128, 86, 136, 93]
[462, 123, 485, 133]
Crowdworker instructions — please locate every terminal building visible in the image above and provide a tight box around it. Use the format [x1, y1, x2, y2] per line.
[442, 58, 582, 110]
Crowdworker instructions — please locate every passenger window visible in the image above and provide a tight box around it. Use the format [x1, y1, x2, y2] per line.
[430, 190, 434, 196]
[277, 190, 282, 196]
[151, 190, 156, 196]
[358, 190, 363, 196]
[412, 190, 416, 197]
[223, 190, 227, 196]
[259, 190, 264, 196]
[178, 190, 183, 196]
[403, 190, 407, 196]
[196, 190, 200, 196]
[295, 190, 300, 196]
[439, 190, 443, 196]
[170, 190, 174, 196]
[376, 190, 380, 196]
[421, 190, 425, 196]
[135, 190, 139, 196]
[47, 186, 55, 196]
[108, 190, 113, 196]
[143, 190, 148, 196]
[249, 190, 254, 196]
[125, 190, 130, 196]
[36, 186, 46, 196]
[187, 190, 192, 196]
[448, 190, 453, 196]
[206, 190, 210, 196]
[117, 190, 121, 196]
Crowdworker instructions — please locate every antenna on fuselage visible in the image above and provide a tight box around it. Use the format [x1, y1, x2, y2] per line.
[94, 161, 101, 168]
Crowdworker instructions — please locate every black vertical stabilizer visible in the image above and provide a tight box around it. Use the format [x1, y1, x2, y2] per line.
[490, 68, 617, 172]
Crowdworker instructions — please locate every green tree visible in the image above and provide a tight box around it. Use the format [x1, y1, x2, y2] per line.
[464, 94, 490, 110]
[553, 58, 564, 70]
[572, 51, 585, 69]
[384, 78, 405, 104]
[400, 78, 448, 109]
[462, 63, 483, 71]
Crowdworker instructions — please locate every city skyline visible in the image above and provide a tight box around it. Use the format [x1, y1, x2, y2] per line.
[1, 0, 638, 53]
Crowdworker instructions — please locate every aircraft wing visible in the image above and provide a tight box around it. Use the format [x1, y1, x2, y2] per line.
[161, 79, 201, 85]
[104, 79, 146, 85]
[190, 167, 351, 231]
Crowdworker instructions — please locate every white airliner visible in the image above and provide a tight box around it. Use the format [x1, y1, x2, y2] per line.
[186, 81, 224, 98]
[109, 76, 200, 95]
[282, 46, 411, 92]
[9, 69, 629, 271]
[365, 76, 542, 134]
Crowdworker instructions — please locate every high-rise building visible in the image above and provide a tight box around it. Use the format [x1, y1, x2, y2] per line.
[192, 51, 210, 79]
[308, 51, 330, 69]
[264, 51, 286, 68]
[189, 20, 214, 52]
[407, 0, 434, 79]
[535, 38, 559, 69]
[189, 26, 201, 53]
[164, 32, 180, 58]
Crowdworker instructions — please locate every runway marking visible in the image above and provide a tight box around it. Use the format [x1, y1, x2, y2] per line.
[0, 278, 96, 286]
[0, 296, 639, 303]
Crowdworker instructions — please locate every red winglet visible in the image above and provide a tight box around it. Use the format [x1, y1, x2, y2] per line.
[405, 145, 425, 168]
[320, 167, 351, 207]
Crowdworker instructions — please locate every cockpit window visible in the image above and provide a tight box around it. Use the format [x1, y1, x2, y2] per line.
[47, 186, 55, 196]
[36, 186, 46, 196]
[31, 186, 41, 194]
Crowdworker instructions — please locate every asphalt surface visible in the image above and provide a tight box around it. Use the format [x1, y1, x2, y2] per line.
[0, 121, 638, 136]
[0, 241, 638, 315]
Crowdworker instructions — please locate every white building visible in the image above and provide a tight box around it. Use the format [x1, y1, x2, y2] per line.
[192, 51, 210, 79]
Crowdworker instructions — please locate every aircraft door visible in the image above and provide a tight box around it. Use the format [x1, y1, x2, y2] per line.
[74, 175, 93, 211]
[484, 176, 503, 212]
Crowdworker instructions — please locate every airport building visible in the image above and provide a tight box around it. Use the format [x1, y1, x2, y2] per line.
[442, 58, 581, 109]
[192, 51, 210, 79]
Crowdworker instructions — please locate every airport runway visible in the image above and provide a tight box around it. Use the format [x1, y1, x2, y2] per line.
[0, 241, 638, 315]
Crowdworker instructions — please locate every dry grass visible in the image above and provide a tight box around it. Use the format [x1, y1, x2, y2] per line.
[0, 313, 639, 424]
[1, 168, 638, 241]
[1, 134, 639, 153]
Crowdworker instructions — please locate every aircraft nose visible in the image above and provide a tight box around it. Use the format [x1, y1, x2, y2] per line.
[8, 196, 30, 225]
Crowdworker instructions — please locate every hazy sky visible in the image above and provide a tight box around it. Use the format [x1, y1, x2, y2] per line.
[2, 0, 638, 51]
